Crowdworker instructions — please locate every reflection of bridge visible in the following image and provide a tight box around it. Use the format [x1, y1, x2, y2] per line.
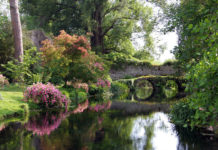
[117, 76, 186, 101]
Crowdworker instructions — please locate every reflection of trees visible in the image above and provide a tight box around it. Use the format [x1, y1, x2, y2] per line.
[25, 111, 67, 136]
[37, 111, 102, 150]
[135, 80, 153, 100]
[1, 110, 217, 150]
[91, 112, 134, 150]
[0, 123, 35, 150]
[163, 80, 178, 99]
[174, 126, 213, 150]
[130, 115, 156, 150]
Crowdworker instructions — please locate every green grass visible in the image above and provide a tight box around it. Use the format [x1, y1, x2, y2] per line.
[0, 84, 28, 120]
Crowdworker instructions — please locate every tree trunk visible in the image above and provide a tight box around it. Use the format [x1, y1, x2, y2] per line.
[9, 0, 23, 62]
[91, 3, 105, 54]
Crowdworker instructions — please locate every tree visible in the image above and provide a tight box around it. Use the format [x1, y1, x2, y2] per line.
[165, 0, 217, 68]
[168, 0, 218, 128]
[0, 13, 14, 69]
[21, 0, 157, 55]
[9, 0, 23, 62]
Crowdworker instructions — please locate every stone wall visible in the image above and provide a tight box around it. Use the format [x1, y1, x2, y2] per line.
[110, 65, 178, 80]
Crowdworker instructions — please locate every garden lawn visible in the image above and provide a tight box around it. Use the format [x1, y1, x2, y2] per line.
[0, 85, 28, 120]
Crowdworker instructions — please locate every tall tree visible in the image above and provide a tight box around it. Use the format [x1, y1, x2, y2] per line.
[9, 0, 23, 62]
[21, 0, 157, 55]
[165, 0, 217, 67]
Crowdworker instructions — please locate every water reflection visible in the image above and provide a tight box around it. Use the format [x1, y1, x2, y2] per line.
[130, 112, 178, 150]
[135, 80, 153, 100]
[163, 80, 178, 98]
[25, 111, 67, 136]
[0, 110, 217, 150]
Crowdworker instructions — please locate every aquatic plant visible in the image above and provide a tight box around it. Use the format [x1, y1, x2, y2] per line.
[23, 83, 69, 109]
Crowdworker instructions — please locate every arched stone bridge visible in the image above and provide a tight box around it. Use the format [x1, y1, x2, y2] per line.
[117, 76, 186, 102]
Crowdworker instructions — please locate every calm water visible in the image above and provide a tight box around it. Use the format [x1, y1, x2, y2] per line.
[0, 110, 217, 150]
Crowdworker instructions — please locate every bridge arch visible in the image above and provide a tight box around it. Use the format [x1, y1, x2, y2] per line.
[117, 76, 186, 101]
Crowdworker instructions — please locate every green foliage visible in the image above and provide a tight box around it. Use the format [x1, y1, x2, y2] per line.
[163, 80, 178, 99]
[41, 31, 109, 84]
[2, 47, 42, 84]
[0, 13, 14, 70]
[133, 50, 153, 61]
[0, 13, 34, 72]
[170, 99, 195, 127]
[184, 50, 218, 127]
[166, 0, 217, 68]
[135, 80, 153, 100]
[21, 0, 157, 55]
[104, 52, 132, 65]
[69, 89, 87, 105]
[110, 82, 129, 100]
[162, 59, 177, 66]
[20, 0, 84, 35]
[168, 0, 218, 128]
[88, 84, 111, 103]
[104, 52, 152, 69]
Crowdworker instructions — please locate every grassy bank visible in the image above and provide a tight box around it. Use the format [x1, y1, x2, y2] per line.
[0, 85, 28, 120]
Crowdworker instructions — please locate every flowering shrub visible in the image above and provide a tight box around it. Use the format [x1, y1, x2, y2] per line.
[73, 82, 89, 93]
[41, 30, 109, 84]
[94, 62, 104, 71]
[89, 101, 111, 112]
[0, 74, 9, 87]
[23, 83, 69, 109]
[97, 79, 111, 88]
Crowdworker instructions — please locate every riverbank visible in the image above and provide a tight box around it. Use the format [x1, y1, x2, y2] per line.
[0, 85, 28, 120]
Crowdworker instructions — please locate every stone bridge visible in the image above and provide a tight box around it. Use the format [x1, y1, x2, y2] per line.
[117, 76, 186, 102]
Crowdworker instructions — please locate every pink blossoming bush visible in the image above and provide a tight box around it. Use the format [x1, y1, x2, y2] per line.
[0, 74, 9, 87]
[94, 62, 104, 71]
[96, 79, 111, 88]
[23, 83, 69, 109]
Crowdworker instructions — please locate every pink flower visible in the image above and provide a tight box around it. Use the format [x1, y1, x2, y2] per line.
[207, 126, 213, 131]
[23, 83, 69, 110]
[73, 82, 89, 93]
[0, 125, 5, 132]
[199, 107, 205, 111]
[96, 79, 111, 88]
[94, 62, 104, 71]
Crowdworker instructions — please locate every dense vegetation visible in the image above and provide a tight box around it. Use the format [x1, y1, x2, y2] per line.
[167, 0, 218, 128]
[0, 0, 217, 134]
